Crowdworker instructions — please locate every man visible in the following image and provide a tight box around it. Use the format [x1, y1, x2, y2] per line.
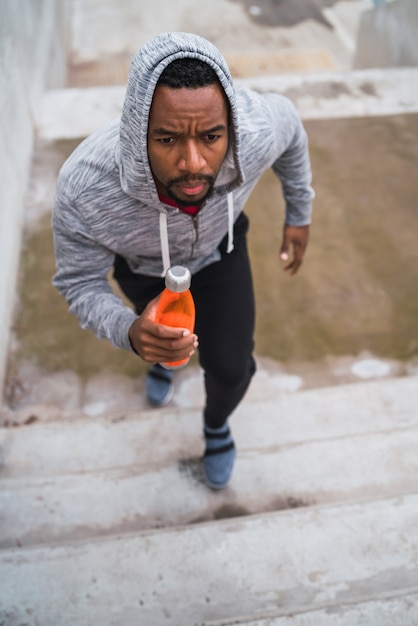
[52, 32, 314, 489]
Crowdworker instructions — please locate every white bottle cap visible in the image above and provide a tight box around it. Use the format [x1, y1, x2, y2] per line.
[165, 266, 191, 292]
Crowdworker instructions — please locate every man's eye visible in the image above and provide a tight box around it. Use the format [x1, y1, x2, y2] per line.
[159, 137, 175, 144]
[206, 134, 219, 142]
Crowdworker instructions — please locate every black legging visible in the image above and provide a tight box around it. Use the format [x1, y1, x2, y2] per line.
[113, 212, 256, 428]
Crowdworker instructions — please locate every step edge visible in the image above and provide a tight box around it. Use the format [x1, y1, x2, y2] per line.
[2, 421, 418, 483]
[203, 585, 418, 626]
[3, 373, 417, 430]
[1, 491, 417, 558]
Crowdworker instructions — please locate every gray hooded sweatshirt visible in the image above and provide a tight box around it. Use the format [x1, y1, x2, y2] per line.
[52, 32, 314, 352]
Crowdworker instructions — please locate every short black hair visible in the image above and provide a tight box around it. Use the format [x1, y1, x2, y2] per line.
[157, 58, 219, 89]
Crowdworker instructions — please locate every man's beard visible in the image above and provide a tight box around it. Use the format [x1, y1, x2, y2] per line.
[165, 175, 215, 207]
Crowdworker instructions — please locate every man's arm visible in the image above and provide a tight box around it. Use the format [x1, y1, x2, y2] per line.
[53, 198, 198, 360]
[52, 197, 138, 351]
[267, 95, 314, 275]
[279, 224, 310, 276]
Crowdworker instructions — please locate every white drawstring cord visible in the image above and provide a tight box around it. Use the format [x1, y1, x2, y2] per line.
[159, 211, 171, 276]
[227, 191, 234, 253]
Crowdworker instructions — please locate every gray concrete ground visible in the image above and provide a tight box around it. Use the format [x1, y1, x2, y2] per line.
[3, 108, 418, 423]
[67, 0, 367, 80]
[2, 1, 418, 623]
[3, 0, 418, 419]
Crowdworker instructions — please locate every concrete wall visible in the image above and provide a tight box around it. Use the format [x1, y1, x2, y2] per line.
[0, 0, 69, 395]
[354, 0, 418, 68]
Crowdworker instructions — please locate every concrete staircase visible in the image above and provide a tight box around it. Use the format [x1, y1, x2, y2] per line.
[1, 369, 418, 624]
[3, 1, 418, 623]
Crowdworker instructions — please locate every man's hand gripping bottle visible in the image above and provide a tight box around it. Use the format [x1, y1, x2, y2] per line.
[154, 265, 196, 369]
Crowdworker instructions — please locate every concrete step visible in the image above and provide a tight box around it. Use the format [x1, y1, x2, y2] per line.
[1, 425, 418, 548]
[1, 376, 417, 622]
[67, 48, 339, 88]
[36, 67, 418, 141]
[1, 494, 418, 625]
[204, 591, 418, 625]
[1, 376, 416, 478]
[67, 0, 367, 80]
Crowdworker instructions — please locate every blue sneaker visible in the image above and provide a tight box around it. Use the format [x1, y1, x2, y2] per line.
[146, 364, 174, 407]
[202, 424, 236, 490]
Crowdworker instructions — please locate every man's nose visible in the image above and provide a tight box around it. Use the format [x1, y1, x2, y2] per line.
[178, 141, 206, 173]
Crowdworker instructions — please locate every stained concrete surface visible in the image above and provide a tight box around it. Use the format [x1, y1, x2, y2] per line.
[66, 0, 369, 87]
[231, 0, 344, 28]
[3, 0, 418, 420]
[251, 113, 418, 363]
[2, 112, 418, 419]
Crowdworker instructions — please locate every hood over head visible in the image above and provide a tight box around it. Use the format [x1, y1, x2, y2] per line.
[118, 32, 244, 204]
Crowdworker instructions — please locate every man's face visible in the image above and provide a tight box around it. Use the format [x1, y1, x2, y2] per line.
[147, 82, 229, 206]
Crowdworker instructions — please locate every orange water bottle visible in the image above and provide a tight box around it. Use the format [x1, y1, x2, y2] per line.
[154, 265, 196, 369]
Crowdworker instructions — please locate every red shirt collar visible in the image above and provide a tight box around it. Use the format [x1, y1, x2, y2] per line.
[158, 193, 201, 216]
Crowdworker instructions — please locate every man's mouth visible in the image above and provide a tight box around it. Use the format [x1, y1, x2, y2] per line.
[169, 175, 214, 197]
[178, 182, 206, 196]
